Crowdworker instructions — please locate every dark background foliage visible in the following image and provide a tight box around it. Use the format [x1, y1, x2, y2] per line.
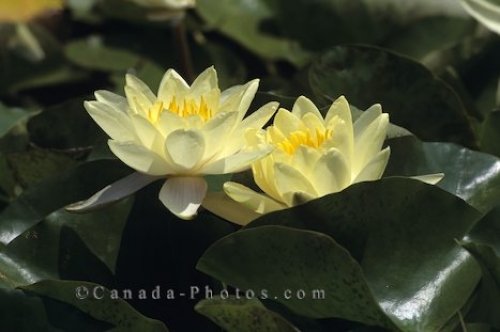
[1, 0, 500, 331]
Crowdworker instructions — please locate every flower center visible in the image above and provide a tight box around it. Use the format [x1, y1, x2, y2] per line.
[147, 97, 212, 123]
[276, 128, 332, 155]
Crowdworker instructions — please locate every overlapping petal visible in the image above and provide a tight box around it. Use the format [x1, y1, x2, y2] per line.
[224, 95, 395, 223]
[79, 66, 276, 220]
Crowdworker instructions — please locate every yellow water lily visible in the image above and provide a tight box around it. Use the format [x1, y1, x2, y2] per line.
[82, 67, 277, 219]
[222, 95, 391, 217]
[0, 0, 63, 23]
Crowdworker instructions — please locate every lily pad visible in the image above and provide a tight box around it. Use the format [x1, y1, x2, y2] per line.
[309, 45, 476, 147]
[385, 135, 500, 214]
[195, 297, 300, 332]
[197, 225, 397, 329]
[246, 178, 482, 331]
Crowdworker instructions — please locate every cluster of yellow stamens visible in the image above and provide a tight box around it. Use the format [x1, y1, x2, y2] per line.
[276, 128, 332, 155]
[147, 96, 212, 123]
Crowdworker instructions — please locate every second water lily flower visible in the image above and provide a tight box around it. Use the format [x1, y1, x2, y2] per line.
[72, 67, 277, 220]
[219, 96, 442, 223]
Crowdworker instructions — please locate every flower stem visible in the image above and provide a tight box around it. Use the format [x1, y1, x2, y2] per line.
[173, 17, 194, 83]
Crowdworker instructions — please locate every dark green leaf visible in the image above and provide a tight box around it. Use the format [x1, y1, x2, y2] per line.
[461, 241, 500, 328]
[0, 159, 132, 245]
[0, 103, 36, 139]
[385, 135, 500, 214]
[195, 297, 299, 332]
[0, 288, 59, 332]
[480, 109, 500, 158]
[247, 178, 482, 331]
[0, 197, 132, 291]
[64, 37, 141, 72]
[7, 149, 77, 188]
[51, 199, 133, 274]
[196, 0, 310, 66]
[22, 280, 169, 331]
[0, 24, 77, 94]
[198, 226, 397, 329]
[309, 45, 476, 147]
[27, 97, 104, 149]
[383, 17, 476, 61]
[114, 182, 237, 331]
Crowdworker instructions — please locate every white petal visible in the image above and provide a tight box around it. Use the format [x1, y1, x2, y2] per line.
[202, 192, 262, 226]
[165, 129, 205, 170]
[274, 162, 317, 205]
[66, 172, 160, 212]
[157, 110, 186, 136]
[108, 140, 171, 176]
[190, 66, 218, 96]
[124, 75, 156, 115]
[223, 103, 277, 156]
[411, 173, 445, 185]
[324, 96, 354, 161]
[125, 74, 156, 103]
[353, 113, 389, 175]
[252, 154, 282, 202]
[325, 96, 352, 125]
[125, 86, 152, 115]
[273, 108, 303, 136]
[219, 79, 259, 122]
[130, 114, 163, 149]
[94, 90, 128, 112]
[353, 147, 391, 183]
[158, 68, 190, 102]
[203, 112, 239, 158]
[302, 112, 325, 132]
[313, 148, 351, 195]
[201, 146, 274, 174]
[223, 182, 285, 214]
[353, 103, 383, 137]
[291, 96, 322, 119]
[159, 176, 207, 220]
[291, 146, 321, 178]
[84, 101, 135, 141]
[240, 101, 278, 131]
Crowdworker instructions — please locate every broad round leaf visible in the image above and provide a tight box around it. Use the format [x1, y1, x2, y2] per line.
[247, 178, 482, 332]
[309, 45, 476, 147]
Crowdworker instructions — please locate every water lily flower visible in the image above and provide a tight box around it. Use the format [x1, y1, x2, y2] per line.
[71, 67, 277, 220]
[213, 96, 442, 224]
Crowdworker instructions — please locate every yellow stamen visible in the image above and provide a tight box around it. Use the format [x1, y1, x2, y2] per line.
[148, 101, 164, 123]
[277, 128, 332, 155]
[168, 96, 212, 121]
[146, 96, 213, 123]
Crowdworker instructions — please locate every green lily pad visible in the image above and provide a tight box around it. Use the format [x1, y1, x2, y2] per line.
[309, 45, 476, 147]
[196, 0, 310, 66]
[461, 241, 500, 328]
[27, 97, 105, 150]
[195, 297, 300, 332]
[65, 36, 140, 72]
[0, 159, 132, 245]
[197, 225, 397, 329]
[6, 149, 77, 188]
[385, 135, 500, 214]
[21, 280, 168, 331]
[0, 103, 36, 139]
[245, 178, 482, 331]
